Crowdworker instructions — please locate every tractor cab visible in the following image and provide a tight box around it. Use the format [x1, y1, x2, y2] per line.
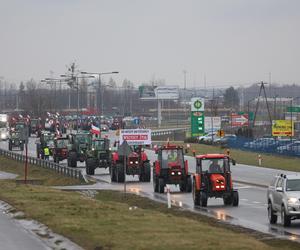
[193, 154, 238, 207]
[153, 144, 191, 193]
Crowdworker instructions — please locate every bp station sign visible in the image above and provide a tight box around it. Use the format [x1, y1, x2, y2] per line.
[191, 98, 205, 137]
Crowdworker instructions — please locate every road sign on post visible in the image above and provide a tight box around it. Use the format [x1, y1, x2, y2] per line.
[287, 106, 300, 113]
[117, 140, 133, 196]
[119, 129, 151, 146]
[231, 114, 249, 127]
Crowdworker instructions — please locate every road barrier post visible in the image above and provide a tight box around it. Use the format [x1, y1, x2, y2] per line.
[167, 185, 171, 208]
[258, 154, 262, 166]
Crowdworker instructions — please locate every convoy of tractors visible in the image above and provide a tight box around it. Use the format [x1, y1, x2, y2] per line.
[3, 113, 239, 208]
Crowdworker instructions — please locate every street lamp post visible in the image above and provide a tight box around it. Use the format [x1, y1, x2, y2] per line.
[81, 71, 119, 125]
[61, 74, 95, 132]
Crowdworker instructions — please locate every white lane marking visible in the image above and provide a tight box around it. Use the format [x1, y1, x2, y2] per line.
[236, 186, 252, 189]
[240, 198, 249, 201]
[253, 201, 261, 204]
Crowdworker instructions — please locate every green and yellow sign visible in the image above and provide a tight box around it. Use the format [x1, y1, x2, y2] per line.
[272, 120, 294, 137]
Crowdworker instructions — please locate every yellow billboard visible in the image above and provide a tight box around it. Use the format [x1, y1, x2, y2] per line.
[272, 120, 294, 137]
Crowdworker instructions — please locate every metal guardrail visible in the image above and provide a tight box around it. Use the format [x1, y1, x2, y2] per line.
[0, 148, 86, 182]
[151, 128, 188, 137]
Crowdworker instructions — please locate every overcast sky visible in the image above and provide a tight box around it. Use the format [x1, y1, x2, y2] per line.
[0, 0, 299, 87]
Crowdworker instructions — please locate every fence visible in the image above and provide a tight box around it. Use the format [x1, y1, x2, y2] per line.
[225, 137, 300, 157]
[0, 148, 86, 182]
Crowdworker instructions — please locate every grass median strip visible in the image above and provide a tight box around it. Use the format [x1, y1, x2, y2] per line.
[0, 156, 300, 249]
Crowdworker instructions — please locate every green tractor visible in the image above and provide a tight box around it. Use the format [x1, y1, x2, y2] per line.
[8, 130, 25, 151]
[67, 132, 92, 168]
[36, 131, 55, 159]
[85, 138, 112, 175]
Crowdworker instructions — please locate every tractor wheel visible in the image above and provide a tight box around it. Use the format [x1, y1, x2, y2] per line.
[179, 181, 186, 192]
[116, 164, 125, 183]
[153, 171, 159, 192]
[143, 162, 151, 182]
[199, 191, 208, 207]
[158, 178, 165, 193]
[223, 195, 233, 205]
[110, 166, 117, 182]
[232, 191, 239, 206]
[186, 176, 192, 193]
[192, 180, 200, 206]
[8, 142, 12, 151]
[86, 158, 95, 175]
[281, 206, 291, 227]
[268, 202, 277, 224]
[69, 152, 77, 168]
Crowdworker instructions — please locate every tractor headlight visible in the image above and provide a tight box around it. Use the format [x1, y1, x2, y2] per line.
[92, 148, 95, 151]
[288, 197, 298, 204]
[135, 161, 138, 164]
[171, 172, 175, 175]
[130, 161, 133, 164]
[177, 171, 182, 175]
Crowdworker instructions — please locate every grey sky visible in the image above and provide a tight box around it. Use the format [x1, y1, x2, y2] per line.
[0, 0, 299, 87]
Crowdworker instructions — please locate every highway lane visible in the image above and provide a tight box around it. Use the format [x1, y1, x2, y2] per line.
[1, 131, 300, 242]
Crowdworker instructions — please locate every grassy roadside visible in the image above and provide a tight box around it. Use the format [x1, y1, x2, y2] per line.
[174, 142, 300, 172]
[0, 157, 300, 249]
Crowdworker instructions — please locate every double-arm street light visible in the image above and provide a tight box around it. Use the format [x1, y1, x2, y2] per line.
[60, 74, 95, 132]
[41, 78, 66, 113]
[81, 71, 119, 125]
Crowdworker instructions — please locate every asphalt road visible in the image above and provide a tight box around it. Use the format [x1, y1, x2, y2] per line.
[1, 130, 300, 243]
[0, 208, 49, 250]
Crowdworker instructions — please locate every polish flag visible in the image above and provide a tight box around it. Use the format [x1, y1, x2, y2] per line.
[91, 125, 101, 135]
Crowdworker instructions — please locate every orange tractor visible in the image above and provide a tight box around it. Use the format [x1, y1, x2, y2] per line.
[153, 144, 192, 193]
[192, 154, 238, 207]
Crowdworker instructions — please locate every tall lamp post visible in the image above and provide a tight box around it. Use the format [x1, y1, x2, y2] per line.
[81, 71, 119, 125]
[61, 74, 95, 132]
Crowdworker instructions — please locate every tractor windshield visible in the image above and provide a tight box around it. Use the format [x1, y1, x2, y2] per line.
[56, 139, 68, 148]
[11, 132, 20, 139]
[161, 149, 184, 168]
[93, 140, 105, 150]
[201, 158, 227, 173]
[76, 134, 91, 144]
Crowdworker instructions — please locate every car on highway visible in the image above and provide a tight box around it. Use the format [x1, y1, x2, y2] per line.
[267, 174, 300, 227]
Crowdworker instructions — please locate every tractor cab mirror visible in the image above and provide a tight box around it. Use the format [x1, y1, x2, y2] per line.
[276, 187, 283, 192]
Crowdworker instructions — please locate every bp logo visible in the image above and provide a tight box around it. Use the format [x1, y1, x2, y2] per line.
[193, 100, 202, 110]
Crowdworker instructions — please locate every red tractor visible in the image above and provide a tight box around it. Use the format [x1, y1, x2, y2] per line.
[110, 145, 151, 183]
[153, 144, 192, 193]
[52, 137, 69, 163]
[192, 154, 238, 207]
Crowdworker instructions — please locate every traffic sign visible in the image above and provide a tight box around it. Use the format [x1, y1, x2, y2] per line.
[287, 106, 300, 113]
[118, 140, 133, 156]
[231, 114, 249, 127]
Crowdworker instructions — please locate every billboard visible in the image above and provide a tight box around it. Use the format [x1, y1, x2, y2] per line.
[139, 85, 179, 100]
[191, 98, 205, 112]
[272, 120, 294, 137]
[231, 114, 249, 127]
[205, 117, 221, 132]
[119, 129, 152, 146]
[155, 86, 179, 99]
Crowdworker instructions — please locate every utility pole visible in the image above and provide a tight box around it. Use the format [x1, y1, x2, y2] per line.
[253, 81, 272, 131]
[183, 70, 187, 119]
